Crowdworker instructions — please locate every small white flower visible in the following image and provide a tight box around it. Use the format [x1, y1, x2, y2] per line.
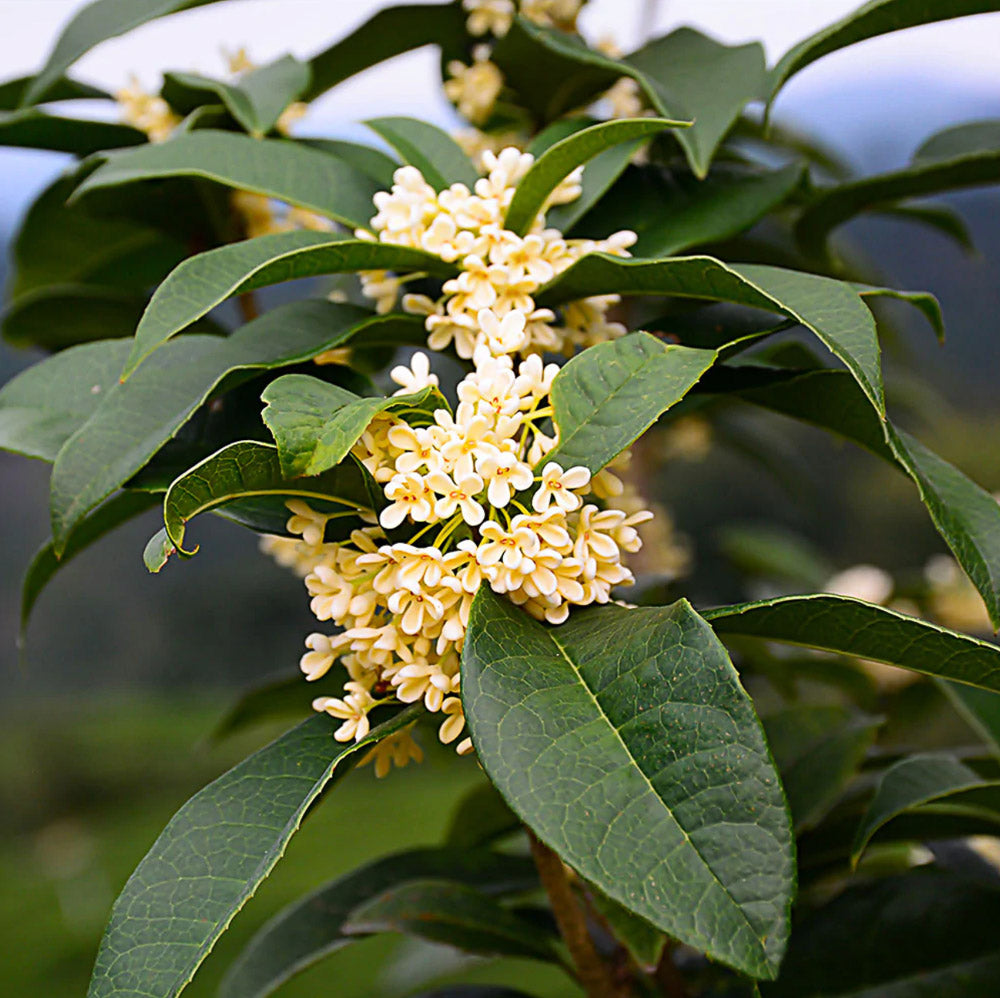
[390, 351, 439, 396]
[476, 450, 534, 506]
[381, 472, 434, 529]
[477, 306, 529, 355]
[532, 462, 591, 513]
[426, 469, 486, 525]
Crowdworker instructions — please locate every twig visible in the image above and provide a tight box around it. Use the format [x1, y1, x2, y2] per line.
[653, 940, 688, 998]
[527, 829, 622, 998]
[238, 291, 259, 323]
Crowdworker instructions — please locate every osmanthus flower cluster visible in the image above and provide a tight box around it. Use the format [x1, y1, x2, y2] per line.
[265, 339, 652, 773]
[356, 147, 637, 359]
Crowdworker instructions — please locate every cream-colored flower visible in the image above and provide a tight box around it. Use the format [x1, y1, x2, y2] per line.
[444, 46, 504, 125]
[390, 351, 439, 396]
[381, 472, 435, 528]
[463, 0, 515, 36]
[426, 469, 486, 525]
[478, 306, 529, 355]
[313, 681, 377, 742]
[477, 450, 534, 506]
[532, 462, 591, 513]
[360, 726, 424, 778]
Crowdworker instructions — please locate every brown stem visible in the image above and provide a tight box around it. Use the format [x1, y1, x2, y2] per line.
[527, 829, 622, 998]
[238, 291, 259, 323]
[653, 941, 688, 998]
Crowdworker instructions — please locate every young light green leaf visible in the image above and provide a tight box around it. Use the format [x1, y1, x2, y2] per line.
[768, 871, 1000, 997]
[219, 848, 538, 998]
[503, 117, 689, 235]
[20, 0, 226, 106]
[538, 254, 885, 415]
[544, 332, 716, 473]
[342, 879, 561, 964]
[163, 55, 310, 138]
[365, 116, 479, 190]
[768, 1, 1000, 104]
[119, 231, 449, 377]
[851, 753, 998, 866]
[73, 130, 382, 230]
[49, 302, 417, 552]
[721, 366, 1000, 628]
[86, 706, 419, 998]
[158, 441, 371, 561]
[21, 491, 158, 644]
[704, 594, 1000, 691]
[263, 374, 441, 478]
[0, 338, 130, 461]
[304, 2, 467, 101]
[462, 591, 794, 980]
[0, 108, 144, 154]
[764, 705, 882, 831]
[583, 164, 805, 257]
[795, 122, 1000, 256]
[624, 28, 767, 179]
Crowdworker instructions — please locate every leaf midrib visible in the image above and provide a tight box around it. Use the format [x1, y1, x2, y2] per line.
[544, 622, 767, 961]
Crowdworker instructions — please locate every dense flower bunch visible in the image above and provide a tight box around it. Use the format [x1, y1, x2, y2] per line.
[356, 148, 637, 358]
[263, 341, 651, 772]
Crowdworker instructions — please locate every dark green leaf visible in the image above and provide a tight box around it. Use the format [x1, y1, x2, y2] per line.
[342, 879, 560, 963]
[767, 871, 1000, 997]
[49, 301, 412, 552]
[73, 130, 381, 230]
[504, 117, 688, 235]
[462, 591, 794, 980]
[0, 338, 129, 461]
[856, 283, 945, 343]
[304, 2, 467, 101]
[219, 848, 538, 998]
[2, 284, 148, 350]
[365, 116, 478, 190]
[163, 55, 310, 138]
[0, 108, 144, 154]
[765, 705, 881, 830]
[299, 138, 398, 187]
[624, 28, 767, 179]
[539, 255, 884, 416]
[0, 73, 108, 110]
[545, 331, 716, 473]
[768, 1, 1000, 103]
[941, 681, 1000, 756]
[211, 674, 331, 742]
[584, 164, 805, 257]
[118, 231, 450, 376]
[445, 782, 521, 850]
[21, 491, 158, 644]
[8, 174, 186, 299]
[875, 201, 976, 255]
[721, 366, 1000, 628]
[154, 440, 372, 564]
[21, 0, 226, 106]
[796, 121, 1000, 256]
[86, 707, 419, 998]
[851, 752, 998, 865]
[263, 374, 441, 477]
[704, 594, 1000, 691]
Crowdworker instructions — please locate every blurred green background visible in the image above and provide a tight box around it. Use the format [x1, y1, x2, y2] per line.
[2, 2, 1000, 995]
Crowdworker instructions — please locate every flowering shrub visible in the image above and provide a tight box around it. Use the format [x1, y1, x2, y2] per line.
[3, 1, 1000, 996]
